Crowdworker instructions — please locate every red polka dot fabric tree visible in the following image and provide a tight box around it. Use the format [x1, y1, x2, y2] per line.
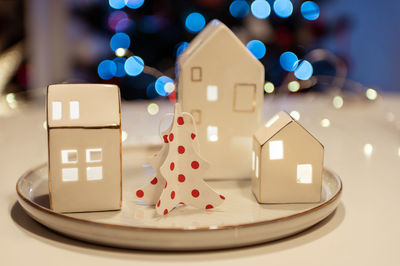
[135, 103, 225, 215]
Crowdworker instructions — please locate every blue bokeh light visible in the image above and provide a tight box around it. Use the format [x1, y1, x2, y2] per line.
[246, 40, 266, 59]
[294, 60, 313, 80]
[110, 32, 130, 51]
[113, 57, 126, 78]
[109, 0, 125, 9]
[273, 0, 293, 18]
[124, 56, 144, 76]
[126, 0, 144, 9]
[230, 0, 250, 18]
[176, 42, 189, 58]
[185, 12, 206, 33]
[280, 52, 298, 71]
[250, 0, 271, 19]
[98, 60, 117, 80]
[301, 1, 320, 21]
[155, 76, 174, 96]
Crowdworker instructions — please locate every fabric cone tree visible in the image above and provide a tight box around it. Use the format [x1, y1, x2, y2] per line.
[135, 103, 225, 215]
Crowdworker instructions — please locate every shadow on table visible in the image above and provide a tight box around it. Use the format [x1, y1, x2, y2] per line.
[10, 200, 346, 262]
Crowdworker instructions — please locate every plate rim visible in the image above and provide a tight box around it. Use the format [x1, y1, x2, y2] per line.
[16, 162, 342, 232]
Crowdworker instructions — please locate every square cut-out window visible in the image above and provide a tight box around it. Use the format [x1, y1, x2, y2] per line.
[52, 101, 62, 120]
[297, 164, 313, 183]
[269, 140, 284, 160]
[207, 85, 218, 101]
[207, 126, 218, 142]
[191, 67, 202, 81]
[87, 166, 103, 181]
[233, 84, 256, 112]
[70, 101, 79, 120]
[62, 168, 78, 182]
[191, 110, 201, 124]
[61, 150, 78, 164]
[86, 148, 102, 163]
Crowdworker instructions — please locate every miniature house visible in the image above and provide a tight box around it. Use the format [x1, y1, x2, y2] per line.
[47, 84, 122, 213]
[177, 20, 264, 179]
[252, 111, 324, 203]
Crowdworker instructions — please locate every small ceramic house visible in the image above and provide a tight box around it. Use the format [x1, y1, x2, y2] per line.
[177, 20, 264, 179]
[47, 84, 122, 213]
[252, 111, 324, 203]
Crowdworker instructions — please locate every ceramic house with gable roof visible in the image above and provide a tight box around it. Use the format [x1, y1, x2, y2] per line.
[47, 84, 122, 213]
[177, 19, 264, 179]
[252, 111, 324, 203]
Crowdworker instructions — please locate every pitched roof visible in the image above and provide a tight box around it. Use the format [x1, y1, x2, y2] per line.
[254, 111, 323, 147]
[47, 84, 121, 128]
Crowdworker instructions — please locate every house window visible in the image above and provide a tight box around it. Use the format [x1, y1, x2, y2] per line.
[191, 110, 201, 124]
[61, 150, 78, 164]
[87, 166, 103, 181]
[207, 85, 218, 101]
[297, 164, 313, 184]
[191, 67, 202, 81]
[255, 155, 259, 178]
[86, 148, 102, 163]
[207, 126, 218, 142]
[265, 115, 279, 128]
[62, 168, 78, 182]
[52, 101, 62, 120]
[252, 151, 255, 171]
[69, 101, 80, 120]
[233, 83, 256, 112]
[269, 140, 284, 160]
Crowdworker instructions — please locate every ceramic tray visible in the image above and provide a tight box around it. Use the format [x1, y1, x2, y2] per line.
[16, 145, 342, 251]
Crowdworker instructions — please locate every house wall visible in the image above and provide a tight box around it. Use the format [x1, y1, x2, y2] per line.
[49, 127, 121, 212]
[251, 137, 262, 201]
[260, 123, 323, 203]
[178, 29, 264, 179]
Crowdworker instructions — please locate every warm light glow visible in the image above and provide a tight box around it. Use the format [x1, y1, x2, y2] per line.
[147, 103, 159, 115]
[6, 93, 15, 104]
[122, 130, 128, 142]
[290, 110, 300, 121]
[265, 114, 279, 127]
[288, 81, 300, 92]
[87, 166, 103, 181]
[43, 121, 47, 130]
[255, 155, 259, 178]
[398, 147, 400, 157]
[297, 164, 312, 184]
[115, 48, 126, 57]
[207, 126, 218, 142]
[363, 143, 373, 157]
[52, 101, 62, 120]
[61, 150, 78, 164]
[333, 96, 344, 109]
[86, 148, 102, 163]
[269, 140, 284, 160]
[321, 118, 330, 127]
[252, 151, 255, 171]
[62, 168, 78, 182]
[69, 101, 79, 120]
[264, 82, 275, 93]
[366, 88, 378, 101]
[207, 85, 218, 101]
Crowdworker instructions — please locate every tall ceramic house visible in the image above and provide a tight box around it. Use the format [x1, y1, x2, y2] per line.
[252, 111, 324, 203]
[47, 84, 122, 213]
[177, 20, 264, 179]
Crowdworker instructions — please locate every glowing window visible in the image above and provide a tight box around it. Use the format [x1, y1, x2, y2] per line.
[265, 115, 279, 127]
[62, 168, 78, 182]
[297, 164, 312, 183]
[269, 140, 283, 160]
[207, 126, 218, 142]
[191, 67, 202, 81]
[86, 148, 102, 163]
[52, 101, 62, 120]
[252, 151, 255, 171]
[255, 155, 259, 178]
[61, 150, 78, 164]
[207, 85, 218, 101]
[69, 101, 79, 120]
[87, 166, 103, 181]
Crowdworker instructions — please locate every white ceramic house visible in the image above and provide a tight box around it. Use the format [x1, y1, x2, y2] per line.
[47, 84, 122, 213]
[252, 111, 324, 203]
[177, 19, 264, 179]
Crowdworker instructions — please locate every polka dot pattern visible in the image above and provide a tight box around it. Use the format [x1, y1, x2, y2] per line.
[163, 135, 168, 143]
[205, 204, 214, 209]
[178, 145, 185, 154]
[191, 161, 199, 169]
[177, 116, 184, 125]
[191, 189, 200, 198]
[169, 133, 174, 142]
[191, 133, 196, 140]
[136, 189, 144, 198]
[178, 174, 186, 182]
[219, 195, 225, 200]
[170, 162, 175, 171]
[171, 191, 175, 199]
[150, 177, 158, 185]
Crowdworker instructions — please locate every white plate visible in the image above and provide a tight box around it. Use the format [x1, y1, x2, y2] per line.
[16, 145, 342, 251]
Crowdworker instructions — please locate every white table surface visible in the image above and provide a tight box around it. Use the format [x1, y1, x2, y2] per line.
[1, 92, 399, 265]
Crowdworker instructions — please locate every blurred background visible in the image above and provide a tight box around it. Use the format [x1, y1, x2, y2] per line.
[0, 0, 399, 109]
